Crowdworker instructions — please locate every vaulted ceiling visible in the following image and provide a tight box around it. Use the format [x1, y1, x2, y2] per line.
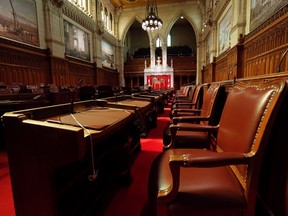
[109, 0, 200, 30]
[110, 0, 196, 9]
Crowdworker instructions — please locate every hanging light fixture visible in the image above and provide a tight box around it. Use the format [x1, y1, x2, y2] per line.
[142, 0, 163, 31]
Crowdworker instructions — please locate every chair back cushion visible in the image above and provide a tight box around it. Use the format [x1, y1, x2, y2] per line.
[217, 79, 286, 179]
[199, 83, 222, 125]
[187, 85, 196, 100]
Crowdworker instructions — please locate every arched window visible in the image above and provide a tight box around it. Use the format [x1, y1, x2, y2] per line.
[156, 38, 161, 48]
[167, 34, 171, 47]
[104, 8, 108, 28]
[68, 0, 90, 14]
[101, 4, 105, 22]
[109, 13, 113, 32]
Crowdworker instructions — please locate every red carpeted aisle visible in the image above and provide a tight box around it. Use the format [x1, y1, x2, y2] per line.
[0, 152, 16, 216]
[103, 107, 170, 216]
[0, 106, 171, 216]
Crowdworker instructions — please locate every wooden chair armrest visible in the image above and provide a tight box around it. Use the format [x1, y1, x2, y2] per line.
[172, 116, 209, 124]
[175, 102, 196, 108]
[173, 108, 201, 113]
[158, 149, 250, 203]
[170, 150, 249, 167]
[164, 124, 219, 149]
[170, 123, 219, 133]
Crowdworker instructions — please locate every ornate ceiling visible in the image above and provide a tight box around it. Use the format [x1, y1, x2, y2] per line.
[109, 0, 195, 9]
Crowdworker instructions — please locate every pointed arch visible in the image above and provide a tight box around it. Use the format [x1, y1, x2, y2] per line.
[120, 16, 151, 46]
[156, 37, 161, 47]
[165, 11, 199, 42]
[167, 33, 171, 47]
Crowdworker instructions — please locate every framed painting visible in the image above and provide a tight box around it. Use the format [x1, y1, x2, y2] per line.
[101, 40, 115, 69]
[250, 0, 288, 31]
[218, 6, 232, 55]
[64, 19, 91, 62]
[0, 0, 39, 46]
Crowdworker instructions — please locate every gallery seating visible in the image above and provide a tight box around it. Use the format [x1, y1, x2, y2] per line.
[148, 78, 287, 216]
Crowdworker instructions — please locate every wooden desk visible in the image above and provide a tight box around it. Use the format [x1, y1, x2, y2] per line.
[132, 89, 174, 113]
[101, 96, 157, 136]
[0, 99, 49, 149]
[132, 92, 164, 113]
[0, 99, 49, 114]
[2, 100, 138, 216]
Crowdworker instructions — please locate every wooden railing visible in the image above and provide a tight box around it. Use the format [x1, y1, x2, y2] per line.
[124, 56, 196, 75]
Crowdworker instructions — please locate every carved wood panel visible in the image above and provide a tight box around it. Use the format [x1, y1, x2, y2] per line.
[96, 67, 119, 86]
[0, 39, 50, 85]
[208, 6, 287, 83]
[51, 57, 97, 86]
[243, 6, 288, 76]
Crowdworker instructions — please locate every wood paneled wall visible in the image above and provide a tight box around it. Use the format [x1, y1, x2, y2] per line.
[243, 7, 288, 77]
[202, 59, 215, 83]
[96, 67, 119, 86]
[124, 56, 196, 88]
[0, 38, 51, 85]
[203, 5, 287, 83]
[0, 38, 119, 87]
[51, 57, 96, 86]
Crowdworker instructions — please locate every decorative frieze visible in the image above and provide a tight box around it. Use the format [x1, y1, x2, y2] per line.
[61, 1, 96, 32]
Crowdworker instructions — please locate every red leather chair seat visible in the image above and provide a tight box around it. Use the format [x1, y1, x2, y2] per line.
[154, 149, 246, 216]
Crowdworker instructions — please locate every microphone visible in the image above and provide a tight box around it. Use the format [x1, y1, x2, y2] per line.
[70, 79, 83, 114]
[276, 48, 288, 73]
[114, 90, 124, 102]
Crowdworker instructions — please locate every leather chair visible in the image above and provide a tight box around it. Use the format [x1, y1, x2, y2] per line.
[170, 84, 204, 119]
[171, 85, 195, 106]
[163, 83, 226, 148]
[148, 79, 287, 216]
[173, 85, 193, 99]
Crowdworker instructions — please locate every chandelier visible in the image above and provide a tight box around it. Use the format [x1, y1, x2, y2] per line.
[142, 0, 163, 31]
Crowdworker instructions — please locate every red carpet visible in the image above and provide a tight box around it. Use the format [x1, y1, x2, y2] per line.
[0, 152, 15, 216]
[103, 108, 170, 216]
[0, 106, 170, 216]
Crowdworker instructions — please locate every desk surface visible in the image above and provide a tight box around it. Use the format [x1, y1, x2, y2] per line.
[104, 98, 152, 112]
[109, 98, 151, 107]
[47, 107, 132, 130]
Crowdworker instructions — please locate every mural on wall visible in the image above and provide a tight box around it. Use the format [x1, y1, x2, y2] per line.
[250, 0, 288, 31]
[0, 0, 39, 46]
[219, 7, 232, 55]
[64, 19, 91, 62]
[101, 40, 115, 68]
